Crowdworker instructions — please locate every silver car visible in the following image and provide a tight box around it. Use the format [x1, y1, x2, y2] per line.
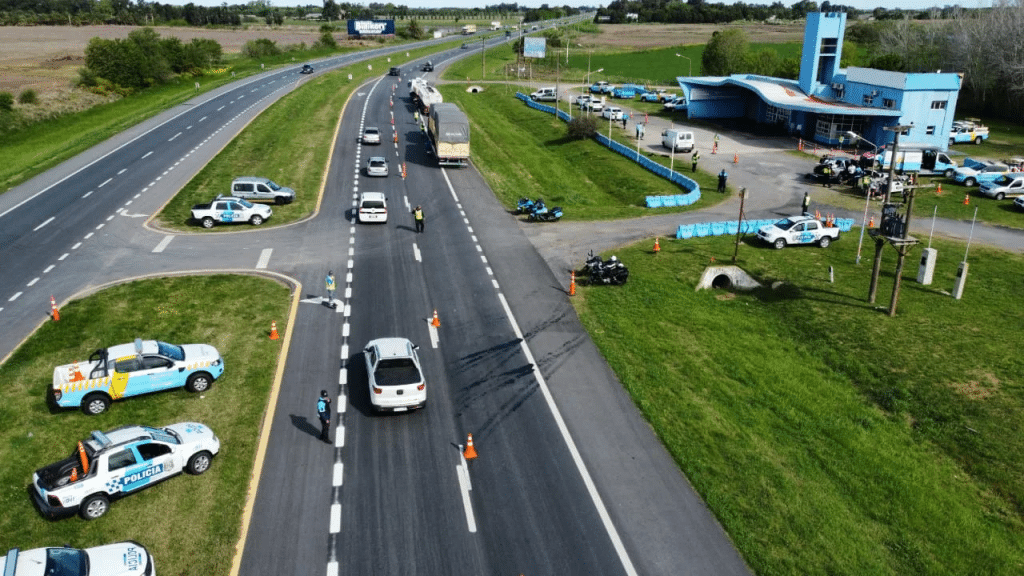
[230, 176, 295, 205]
[365, 156, 389, 177]
[362, 127, 381, 145]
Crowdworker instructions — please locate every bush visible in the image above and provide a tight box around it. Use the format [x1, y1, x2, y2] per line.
[17, 89, 38, 105]
[242, 38, 281, 59]
[0, 92, 13, 111]
[77, 66, 98, 87]
[567, 115, 597, 140]
[314, 31, 337, 49]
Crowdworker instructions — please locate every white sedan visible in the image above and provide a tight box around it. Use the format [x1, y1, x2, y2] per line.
[601, 106, 623, 121]
[364, 337, 426, 412]
[361, 127, 381, 145]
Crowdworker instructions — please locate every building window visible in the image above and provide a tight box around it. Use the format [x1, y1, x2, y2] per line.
[816, 115, 862, 142]
[926, 126, 935, 135]
[883, 98, 895, 109]
[863, 94, 874, 105]
[765, 104, 790, 125]
[819, 38, 838, 55]
[931, 100, 947, 109]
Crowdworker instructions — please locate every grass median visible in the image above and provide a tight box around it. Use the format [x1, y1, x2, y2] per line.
[0, 274, 291, 575]
[575, 233, 1024, 575]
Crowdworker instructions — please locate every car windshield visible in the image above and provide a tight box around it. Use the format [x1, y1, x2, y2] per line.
[236, 198, 254, 208]
[157, 341, 185, 361]
[992, 175, 1012, 185]
[370, 160, 385, 168]
[45, 547, 87, 576]
[365, 128, 378, 135]
[266, 180, 281, 191]
[775, 218, 797, 231]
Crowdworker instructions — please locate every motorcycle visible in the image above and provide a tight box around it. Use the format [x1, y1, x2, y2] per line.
[516, 197, 537, 214]
[528, 205, 563, 222]
[582, 251, 629, 285]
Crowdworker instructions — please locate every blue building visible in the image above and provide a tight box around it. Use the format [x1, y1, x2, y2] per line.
[676, 11, 962, 151]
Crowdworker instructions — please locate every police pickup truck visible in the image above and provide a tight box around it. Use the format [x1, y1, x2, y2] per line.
[1, 542, 154, 575]
[52, 338, 224, 415]
[32, 422, 220, 520]
[191, 195, 273, 228]
[756, 215, 841, 250]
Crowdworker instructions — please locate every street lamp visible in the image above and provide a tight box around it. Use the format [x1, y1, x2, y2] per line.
[675, 53, 692, 77]
[846, 130, 878, 265]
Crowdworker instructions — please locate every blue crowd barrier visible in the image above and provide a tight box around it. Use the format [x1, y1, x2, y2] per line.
[677, 224, 695, 239]
[646, 196, 663, 208]
[694, 223, 711, 237]
[710, 222, 726, 236]
[662, 195, 678, 207]
[724, 220, 739, 234]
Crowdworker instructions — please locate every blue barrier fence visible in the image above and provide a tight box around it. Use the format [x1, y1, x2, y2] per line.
[676, 218, 856, 239]
[516, 92, 701, 206]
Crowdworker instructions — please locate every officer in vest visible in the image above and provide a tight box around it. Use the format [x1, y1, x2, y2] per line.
[317, 390, 332, 443]
[325, 271, 336, 308]
[412, 205, 424, 233]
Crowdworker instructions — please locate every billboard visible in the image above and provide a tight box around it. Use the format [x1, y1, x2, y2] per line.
[523, 37, 546, 59]
[347, 19, 395, 36]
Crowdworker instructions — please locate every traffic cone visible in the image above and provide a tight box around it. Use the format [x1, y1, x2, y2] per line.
[50, 295, 59, 321]
[963, 194, 969, 206]
[431, 309, 440, 327]
[710, 256, 716, 263]
[798, 138, 803, 151]
[733, 152, 739, 164]
[269, 321, 280, 340]
[936, 183, 942, 195]
[464, 433, 478, 460]
[712, 142, 718, 154]
[869, 216, 875, 227]
[569, 271, 576, 296]
[653, 237, 661, 253]
[69, 361, 85, 382]
[70, 467, 77, 482]
[393, 133, 398, 143]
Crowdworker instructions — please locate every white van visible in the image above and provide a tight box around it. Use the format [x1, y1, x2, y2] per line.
[662, 129, 695, 153]
[530, 87, 557, 102]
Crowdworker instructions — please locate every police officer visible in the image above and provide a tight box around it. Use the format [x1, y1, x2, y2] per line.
[325, 271, 336, 308]
[412, 205, 424, 233]
[718, 169, 728, 193]
[802, 191, 811, 214]
[317, 390, 332, 443]
[691, 150, 700, 173]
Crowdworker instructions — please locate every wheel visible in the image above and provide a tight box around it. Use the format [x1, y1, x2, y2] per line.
[275, 196, 287, 205]
[250, 214, 264, 225]
[185, 372, 212, 393]
[201, 216, 215, 229]
[975, 136, 983, 145]
[81, 393, 110, 415]
[944, 168, 955, 179]
[79, 494, 109, 520]
[965, 177, 976, 187]
[819, 236, 831, 248]
[773, 238, 786, 250]
[186, 451, 213, 475]
[996, 192, 1005, 200]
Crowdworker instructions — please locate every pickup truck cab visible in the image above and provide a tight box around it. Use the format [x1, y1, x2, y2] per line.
[1, 542, 154, 575]
[52, 338, 224, 415]
[756, 215, 841, 250]
[191, 195, 272, 228]
[32, 422, 220, 519]
[949, 120, 989, 145]
[953, 158, 1010, 187]
[590, 81, 613, 94]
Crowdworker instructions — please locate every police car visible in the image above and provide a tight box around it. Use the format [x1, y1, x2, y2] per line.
[32, 422, 220, 520]
[756, 215, 841, 250]
[1, 541, 154, 575]
[52, 338, 224, 415]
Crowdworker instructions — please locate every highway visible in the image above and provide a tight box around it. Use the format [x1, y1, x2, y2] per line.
[0, 20, 752, 576]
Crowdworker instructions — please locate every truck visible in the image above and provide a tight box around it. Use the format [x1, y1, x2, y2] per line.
[52, 338, 225, 414]
[461, 24, 476, 34]
[756, 215, 841, 250]
[949, 119, 989, 145]
[490, 21, 501, 30]
[191, 195, 272, 228]
[530, 86, 557, 102]
[590, 81, 613, 94]
[880, 147, 958, 177]
[428, 103, 470, 167]
[952, 157, 1010, 187]
[409, 78, 443, 114]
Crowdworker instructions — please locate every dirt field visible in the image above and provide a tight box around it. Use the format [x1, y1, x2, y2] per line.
[582, 22, 805, 50]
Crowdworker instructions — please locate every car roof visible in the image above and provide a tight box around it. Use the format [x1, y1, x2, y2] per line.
[233, 176, 270, 183]
[367, 156, 387, 163]
[360, 191, 386, 201]
[366, 337, 414, 358]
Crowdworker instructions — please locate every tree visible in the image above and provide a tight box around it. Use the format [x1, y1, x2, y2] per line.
[322, 0, 339, 22]
[701, 29, 748, 76]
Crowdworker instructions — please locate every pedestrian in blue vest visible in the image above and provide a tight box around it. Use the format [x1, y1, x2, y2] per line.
[317, 390, 332, 443]
[718, 169, 728, 193]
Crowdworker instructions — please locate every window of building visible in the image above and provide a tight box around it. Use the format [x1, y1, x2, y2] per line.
[931, 100, 947, 109]
[819, 38, 838, 55]
[926, 126, 935, 135]
[815, 115, 862, 141]
[765, 104, 790, 125]
[862, 94, 874, 105]
[883, 98, 895, 109]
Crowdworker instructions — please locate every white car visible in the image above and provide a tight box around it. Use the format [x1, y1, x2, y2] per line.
[32, 422, 220, 520]
[575, 94, 592, 107]
[584, 99, 604, 112]
[364, 337, 426, 412]
[190, 196, 272, 228]
[602, 106, 623, 121]
[1, 542, 154, 576]
[362, 127, 381, 145]
[756, 215, 841, 250]
[365, 156, 389, 177]
[357, 192, 388, 223]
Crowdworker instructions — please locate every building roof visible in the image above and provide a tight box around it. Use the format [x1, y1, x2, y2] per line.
[677, 74, 901, 118]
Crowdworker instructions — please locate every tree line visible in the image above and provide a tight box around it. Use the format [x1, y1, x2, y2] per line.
[596, 0, 963, 25]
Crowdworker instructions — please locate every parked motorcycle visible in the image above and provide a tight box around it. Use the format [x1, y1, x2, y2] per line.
[516, 197, 538, 214]
[582, 251, 629, 285]
[528, 204, 563, 222]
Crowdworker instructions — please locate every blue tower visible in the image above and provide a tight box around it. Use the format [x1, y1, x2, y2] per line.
[798, 11, 846, 97]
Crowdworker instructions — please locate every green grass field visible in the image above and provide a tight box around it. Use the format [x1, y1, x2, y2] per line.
[0, 275, 291, 575]
[575, 234, 1024, 575]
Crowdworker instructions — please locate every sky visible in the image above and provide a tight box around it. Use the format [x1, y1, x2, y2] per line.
[156, 1, 992, 12]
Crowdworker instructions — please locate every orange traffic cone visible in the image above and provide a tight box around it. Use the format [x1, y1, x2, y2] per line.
[69, 361, 85, 382]
[70, 467, 77, 482]
[869, 216, 875, 227]
[936, 183, 942, 196]
[733, 152, 739, 164]
[50, 295, 59, 321]
[464, 433, 478, 460]
[814, 209, 821, 220]
[798, 138, 803, 151]
[653, 237, 661, 254]
[269, 321, 280, 340]
[569, 271, 576, 296]
[431, 309, 440, 327]
[963, 194, 969, 206]
[393, 133, 398, 143]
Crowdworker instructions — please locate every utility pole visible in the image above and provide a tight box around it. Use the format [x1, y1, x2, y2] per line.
[868, 124, 913, 304]
[732, 188, 747, 263]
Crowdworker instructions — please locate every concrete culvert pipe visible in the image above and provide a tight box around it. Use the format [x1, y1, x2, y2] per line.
[711, 274, 733, 290]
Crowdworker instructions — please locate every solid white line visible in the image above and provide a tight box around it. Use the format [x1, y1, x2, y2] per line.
[33, 217, 55, 231]
[27, 277, 39, 287]
[82, 191, 93, 199]
[59, 253, 69, 260]
[329, 504, 341, 533]
[255, 248, 273, 269]
[335, 426, 345, 447]
[43, 265, 54, 273]
[333, 462, 344, 486]
[152, 236, 173, 253]
[457, 461, 477, 533]
[141, 151, 153, 159]
[117, 168, 127, 175]
[326, 561, 338, 576]
[98, 178, 112, 188]
[413, 243, 421, 262]
[168, 132, 181, 141]
[8, 292, 22, 302]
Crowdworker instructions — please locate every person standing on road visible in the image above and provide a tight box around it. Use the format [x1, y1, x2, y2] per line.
[317, 390, 332, 443]
[718, 169, 728, 193]
[802, 191, 811, 215]
[713, 133, 720, 154]
[621, 113, 628, 129]
[414, 110, 420, 124]
[325, 271, 336, 307]
[691, 150, 700, 173]
[412, 205, 424, 233]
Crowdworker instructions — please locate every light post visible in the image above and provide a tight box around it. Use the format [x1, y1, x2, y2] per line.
[675, 53, 692, 77]
[845, 130, 879, 265]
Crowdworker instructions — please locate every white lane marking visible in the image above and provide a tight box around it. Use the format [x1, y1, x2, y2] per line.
[413, 243, 421, 262]
[117, 168, 127, 175]
[345, 272, 353, 283]
[83, 233, 93, 239]
[428, 322, 439, 348]
[82, 191, 93, 199]
[457, 457, 477, 533]
[141, 151, 153, 159]
[471, 235, 478, 243]
[347, 259, 354, 269]
[467, 226, 474, 234]
[217, 105, 224, 111]
[344, 304, 351, 317]
[168, 132, 181, 141]
[95, 223, 104, 230]
[153, 235, 174, 253]
[125, 200, 132, 206]
[255, 248, 273, 269]
[342, 323, 350, 338]
[340, 344, 348, 359]
[476, 245, 482, 253]
[329, 504, 341, 533]
[199, 116, 207, 122]
[333, 462, 344, 486]
[59, 253, 69, 260]
[43, 265, 55, 273]
[33, 217, 55, 231]
[335, 425, 345, 447]
[486, 266, 493, 276]
[106, 214, 115, 221]
[481, 255, 488, 264]
[338, 393, 346, 413]
[348, 247, 354, 257]
[27, 277, 39, 287]
[344, 287, 352, 299]
[339, 369, 347, 385]
[327, 562, 338, 576]
[186, 125, 192, 130]
[98, 178, 112, 188]
[8, 291, 23, 302]
[492, 279, 500, 289]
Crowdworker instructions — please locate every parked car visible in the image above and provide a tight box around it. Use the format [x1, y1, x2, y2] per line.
[361, 126, 381, 145]
[953, 158, 1010, 187]
[979, 173, 1024, 199]
[601, 106, 623, 121]
[191, 196, 272, 228]
[1, 542, 154, 575]
[365, 156, 389, 177]
[364, 337, 426, 412]
[32, 422, 220, 519]
[756, 215, 841, 250]
[230, 176, 295, 205]
[357, 192, 388, 223]
[1014, 195, 1024, 211]
[300, 64, 313, 74]
[575, 94, 593, 107]
[589, 81, 611, 94]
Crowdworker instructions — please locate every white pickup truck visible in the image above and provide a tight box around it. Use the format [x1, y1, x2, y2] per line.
[1, 542, 154, 576]
[191, 195, 272, 228]
[32, 422, 220, 520]
[756, 215, 841, 250]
